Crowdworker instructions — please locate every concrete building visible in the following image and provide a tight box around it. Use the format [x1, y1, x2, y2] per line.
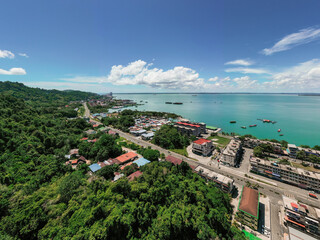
[288, 144, 298, 158]
[243, 138, 283, 154]
[236, 186, 260, 230]
[221, 139, 242, 167]
[250, 157, 320, 192]
[174, 121, 206, 137]
[141, 132, 154, 140]
[283, 196, 320, 237]
[115, 152, 138, 165]
[194, 166, 234, 193]
[192, 138, 214, 156]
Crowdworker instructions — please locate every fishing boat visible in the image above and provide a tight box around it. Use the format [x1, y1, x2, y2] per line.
[278, 129, 281, 132]
[230, 121, 236, 123]
[173, 102, 183, 105]
[241, 126, 247, 129]
[272, 121, 277, 124]
[280, 134, 284, 136]
[249, 124, 257, 127]
[263, 119, 271, 123]
[165, 102, 172, 104]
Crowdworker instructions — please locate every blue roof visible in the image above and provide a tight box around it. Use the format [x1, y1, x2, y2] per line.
[133, 158, 151, 167]
[89, 163, 101, 172]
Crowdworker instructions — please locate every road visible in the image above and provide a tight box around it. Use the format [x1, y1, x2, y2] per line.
[83, 102, 90, 118]
[270, 203, 283, 240]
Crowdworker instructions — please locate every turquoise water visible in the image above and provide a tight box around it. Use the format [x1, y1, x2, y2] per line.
[114, 94, 320, 147]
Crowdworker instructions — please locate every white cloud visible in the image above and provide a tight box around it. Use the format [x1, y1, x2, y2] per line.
[0, 67, 26, 75]
[262, 27, 320, 55]
[208, 76, 219, 82]
[225, 67, 269, 74]
[0, 50, 14, 59]
[225, 59, 253, 66]
[264, 59, 320, 90]
[60, 76, 107, 83]
[18, 53, 29, 58]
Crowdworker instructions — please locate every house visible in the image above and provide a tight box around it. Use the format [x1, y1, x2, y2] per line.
[141, 132, 154, 140]
[80, 137, 88, 141]
[192, 138, 214, 156]
[113, 172, 124, 182]
[108, 130, 118, 136]
[89, 163, 101, 173]
[69, 149, 79, 157]
[115, 152, 138, 164]
[85, 129, 96, 135]
[166, 155, 183, 165]
[127, 170, 143, 181]
[88, 139, 97, 143]
[220, 139, 242, 167]
[66, 156, 90, 169]
[236, 186, 260, 230]
[104, 158, 121, 166]
[120, 162, 133, 170]
[130, 129, 147, 136]
[133, 158, 151, 167]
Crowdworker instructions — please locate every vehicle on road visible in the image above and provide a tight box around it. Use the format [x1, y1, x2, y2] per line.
[309, 192, 318, 199]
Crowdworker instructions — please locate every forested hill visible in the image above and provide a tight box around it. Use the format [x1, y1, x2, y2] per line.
[0, 81, 98, 102]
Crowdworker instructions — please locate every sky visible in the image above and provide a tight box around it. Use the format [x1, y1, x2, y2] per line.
[1, 0, 320, 93]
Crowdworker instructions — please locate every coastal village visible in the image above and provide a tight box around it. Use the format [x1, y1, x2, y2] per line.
[64, 95, 320, 240]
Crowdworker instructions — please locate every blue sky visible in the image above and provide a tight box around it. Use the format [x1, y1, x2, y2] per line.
[1, 0, 320, 93]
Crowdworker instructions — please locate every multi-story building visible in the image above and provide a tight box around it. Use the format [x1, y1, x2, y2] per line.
[242, 138, 283, 154]
[288, 144, 299, 158]
[283, 196, 320, 237]
[174, 121, 206, 137]
[236, 186, 260, 230]
[221, 139, 242, 167]
[250, 157, 320, 192]
[192, 138, 214, 156]
[194, 166, 234, 193]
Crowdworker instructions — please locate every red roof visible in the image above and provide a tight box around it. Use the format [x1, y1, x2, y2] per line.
[80, 137, 88, 141]
[193, 138, 211, 145]
[93, 124, 99, 128]
[265, 170, 272, 174]
[71, 159, 78, 164]
[120, 162, 133, 170]
[116, 152, 138, 163]
[176, 122, 200, 128]
[166, 155, 183, 165]
[238, 186, 259, 218]
[291, 202, 298, 209]
[127, 170, 143, 181]
[285, 216, 305, 228]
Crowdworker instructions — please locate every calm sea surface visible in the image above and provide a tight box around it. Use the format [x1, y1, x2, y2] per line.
[114, 94, 320, 147]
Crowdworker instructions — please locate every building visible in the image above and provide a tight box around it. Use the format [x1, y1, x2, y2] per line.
[115, 152, 138, 165]
[283, 196, 320, 237]
[287, 144, 299, 158]
[166, 155, 183, 165]
[127, 170, 143, 181]
[133, 158, 151, 167]
[221, 139, 242, 167]
[250, 157, 320, 192]
[192, 138, 214, 156]
[89, 163, 101, 173]
[130, 129, 147, 136]
[194, 166, 234, 193]
[243, 138, 283, 154]
[85, 129, 96, 135]
[236, 186, 260, 230]
[141, 132, 154, 140]
[174, 121, 206, 137]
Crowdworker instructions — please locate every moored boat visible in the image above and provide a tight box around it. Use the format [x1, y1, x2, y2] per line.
[280, 134, 284, 136]
[241, 126, 246, 129]
[278, 129, 281, 132]
[165, 102, 172, 104]
[173, 102, 183, 105]
[230, 121, 236, 123]
[249, 124, 257, 127]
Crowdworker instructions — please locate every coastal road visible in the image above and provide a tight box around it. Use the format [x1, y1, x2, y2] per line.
[83, 102, 90, 118]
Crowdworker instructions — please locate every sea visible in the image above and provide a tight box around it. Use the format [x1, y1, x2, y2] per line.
[114, 93, 320, 147]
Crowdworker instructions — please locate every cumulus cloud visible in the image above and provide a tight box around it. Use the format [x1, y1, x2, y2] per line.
[264, 59, 320, 90]
[225, 59, 253, 66]
[225, 67, 269, 74]
[106, 60, 205, 89]
[208, 76, 219, 82]
[0, 67, 26, 75]
[0, 50, 15, 59]
[262, 27, 320, 55]
[18, 53, 29, 58]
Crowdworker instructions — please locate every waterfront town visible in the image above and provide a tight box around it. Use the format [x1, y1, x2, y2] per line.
[65, 98, 320, 240]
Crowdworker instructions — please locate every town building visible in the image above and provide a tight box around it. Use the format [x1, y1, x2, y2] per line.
[194, 166, 234, 193]
[174, 121, 206, 137]
[220, 139, 242, 167]
[192, 138, 214, 156]
[236, 186, 260, 230]
[250, 157, 320, 192]
[166, 155, 183, 165]
[133, 158, 151, 167]
[115, 152, 138, 165]
[242, 138, 283, 154]
[127, 170, 143, 181]
[141, 132, 154, 140]
[287, 144, 299, 158]
[89, 163, 101, 173]
[130, 129, 147, 136]
[283, 196, 320, 237]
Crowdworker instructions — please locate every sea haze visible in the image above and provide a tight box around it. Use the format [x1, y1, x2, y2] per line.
[114, 93, 320, 147]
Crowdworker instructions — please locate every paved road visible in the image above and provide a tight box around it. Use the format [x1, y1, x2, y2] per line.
[270, 203, 283, 240]
[83, 102, 90, 118]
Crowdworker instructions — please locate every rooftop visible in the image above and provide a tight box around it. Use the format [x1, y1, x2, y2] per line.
[166, 155, 183, 165]
[116, 152, 138, 163]
[193, 138, 211, 145]
[176, 122, 200, 128]
[89, 163, 101, 173]
[127, 170, 143, 181]
[133, 157, 151, 167]
[238, 186, 259, 218]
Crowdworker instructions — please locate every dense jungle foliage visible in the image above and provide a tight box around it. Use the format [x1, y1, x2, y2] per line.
[0, 82, 245, 240]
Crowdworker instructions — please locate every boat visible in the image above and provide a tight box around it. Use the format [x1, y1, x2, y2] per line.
[165, 102, 172, 104]
[241, 126, 246, 129]
[249, 124, 257, 127]
[230, 121, 236, 123]
[173, 102, 183, 105]
[263, 119, 271, 123]
[278, 129, 281, 132]
[272, 121, 277, 124]
[280, 134, 284, 136]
